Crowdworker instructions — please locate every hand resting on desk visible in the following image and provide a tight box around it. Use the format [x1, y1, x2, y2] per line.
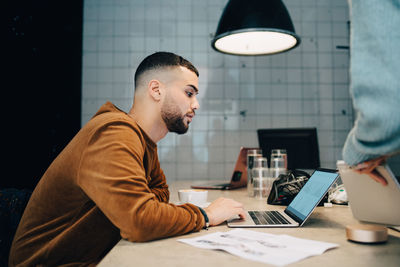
[203, 197, 246, 226]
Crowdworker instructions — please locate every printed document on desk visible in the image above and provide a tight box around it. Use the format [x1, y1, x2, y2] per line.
[178, 229, 338, 266]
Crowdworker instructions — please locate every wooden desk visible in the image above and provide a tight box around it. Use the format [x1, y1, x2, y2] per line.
[98, 181, 400, 267]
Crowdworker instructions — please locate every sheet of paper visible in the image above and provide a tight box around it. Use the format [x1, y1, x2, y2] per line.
[178, 229, 339, 266]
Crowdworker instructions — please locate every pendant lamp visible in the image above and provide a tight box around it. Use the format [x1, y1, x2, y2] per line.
[211, 0, 300, 56]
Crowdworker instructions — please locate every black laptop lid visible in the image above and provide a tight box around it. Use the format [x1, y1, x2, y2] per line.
[257, 128, 320, 170]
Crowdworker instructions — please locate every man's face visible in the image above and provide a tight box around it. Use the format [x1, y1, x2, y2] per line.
[161, 66, 199, 134]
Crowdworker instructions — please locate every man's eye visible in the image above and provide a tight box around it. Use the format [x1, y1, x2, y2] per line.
[186, 91, 193, 97]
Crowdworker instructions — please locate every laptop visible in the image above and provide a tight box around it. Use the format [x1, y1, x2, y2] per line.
[191, 147, 257, 190]
[227, 168, 339, 227]
[257, 128, 320, 170]
[337, 160, 400, 226]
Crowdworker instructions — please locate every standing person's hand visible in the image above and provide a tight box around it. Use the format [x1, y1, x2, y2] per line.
[203, 197, 246, 226]
[352, 156, 389, 186]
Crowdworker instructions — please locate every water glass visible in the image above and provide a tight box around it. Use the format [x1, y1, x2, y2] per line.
[247, 148, 262, 197]
[251, 157, 271, 199]
[270, 158, 286, 178]
[270, 149, 288, 170]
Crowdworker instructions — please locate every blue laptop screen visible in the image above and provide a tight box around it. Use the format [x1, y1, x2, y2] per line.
[286, 170, 338, 221]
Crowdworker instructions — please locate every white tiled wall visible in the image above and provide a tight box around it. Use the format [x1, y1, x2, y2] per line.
[82, 0, 357, 181]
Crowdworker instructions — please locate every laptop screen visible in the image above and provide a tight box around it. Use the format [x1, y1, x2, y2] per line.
[286, 170, 338, 222]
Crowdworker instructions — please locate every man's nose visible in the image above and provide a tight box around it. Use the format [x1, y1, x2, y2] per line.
[191, 96, 200, 110]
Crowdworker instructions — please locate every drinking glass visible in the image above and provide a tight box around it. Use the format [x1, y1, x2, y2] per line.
[270, 157, 287, 178]
[270, 149, 288, 170]
[247, 148, 262, 197]
[251, 157, 272, 199]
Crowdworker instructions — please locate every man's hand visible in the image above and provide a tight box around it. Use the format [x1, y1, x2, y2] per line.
[353, 156, 389, 186]
[203, 197, 246, 226]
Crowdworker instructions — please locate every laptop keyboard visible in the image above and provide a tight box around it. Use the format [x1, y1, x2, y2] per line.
[249, 211, 291, 225]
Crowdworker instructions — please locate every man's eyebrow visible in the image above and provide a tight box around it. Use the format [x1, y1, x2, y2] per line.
[187, 84, 199, 94]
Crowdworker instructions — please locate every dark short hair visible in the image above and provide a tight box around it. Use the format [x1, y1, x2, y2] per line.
[134, 52, 199, 88]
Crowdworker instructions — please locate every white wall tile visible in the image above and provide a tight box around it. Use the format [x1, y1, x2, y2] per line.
[82, 0, 358, 182]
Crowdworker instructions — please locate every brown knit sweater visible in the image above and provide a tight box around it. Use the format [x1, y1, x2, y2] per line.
[9, 102, 204, 266]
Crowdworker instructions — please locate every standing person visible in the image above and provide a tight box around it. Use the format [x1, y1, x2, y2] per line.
[342, 0, 400, 185]
[9, 52, 246, 266]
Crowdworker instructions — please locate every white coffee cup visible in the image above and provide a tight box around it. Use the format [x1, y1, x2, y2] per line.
[178, 189, 208, 206]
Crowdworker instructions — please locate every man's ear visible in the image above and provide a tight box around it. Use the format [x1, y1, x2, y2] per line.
[147, 80, 163, 101]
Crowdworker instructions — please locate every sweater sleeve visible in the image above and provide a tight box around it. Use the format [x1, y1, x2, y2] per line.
[342, 0, 400, 165]
[77, 121, 204, 242]
[147, 157, 169, 203]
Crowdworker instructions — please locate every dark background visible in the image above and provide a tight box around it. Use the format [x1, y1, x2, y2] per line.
[2, 0, 83, 190]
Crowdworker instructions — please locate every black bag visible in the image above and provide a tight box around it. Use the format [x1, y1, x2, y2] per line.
[267, 170, 327, 206]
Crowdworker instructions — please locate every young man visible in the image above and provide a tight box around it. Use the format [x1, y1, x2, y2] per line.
[9, 52, 245, 266]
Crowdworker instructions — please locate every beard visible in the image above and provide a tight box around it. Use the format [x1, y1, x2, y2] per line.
[161, 102, 189, 135]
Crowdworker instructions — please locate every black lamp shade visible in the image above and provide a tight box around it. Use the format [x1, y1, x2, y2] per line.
[212, 0, 301, 56]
